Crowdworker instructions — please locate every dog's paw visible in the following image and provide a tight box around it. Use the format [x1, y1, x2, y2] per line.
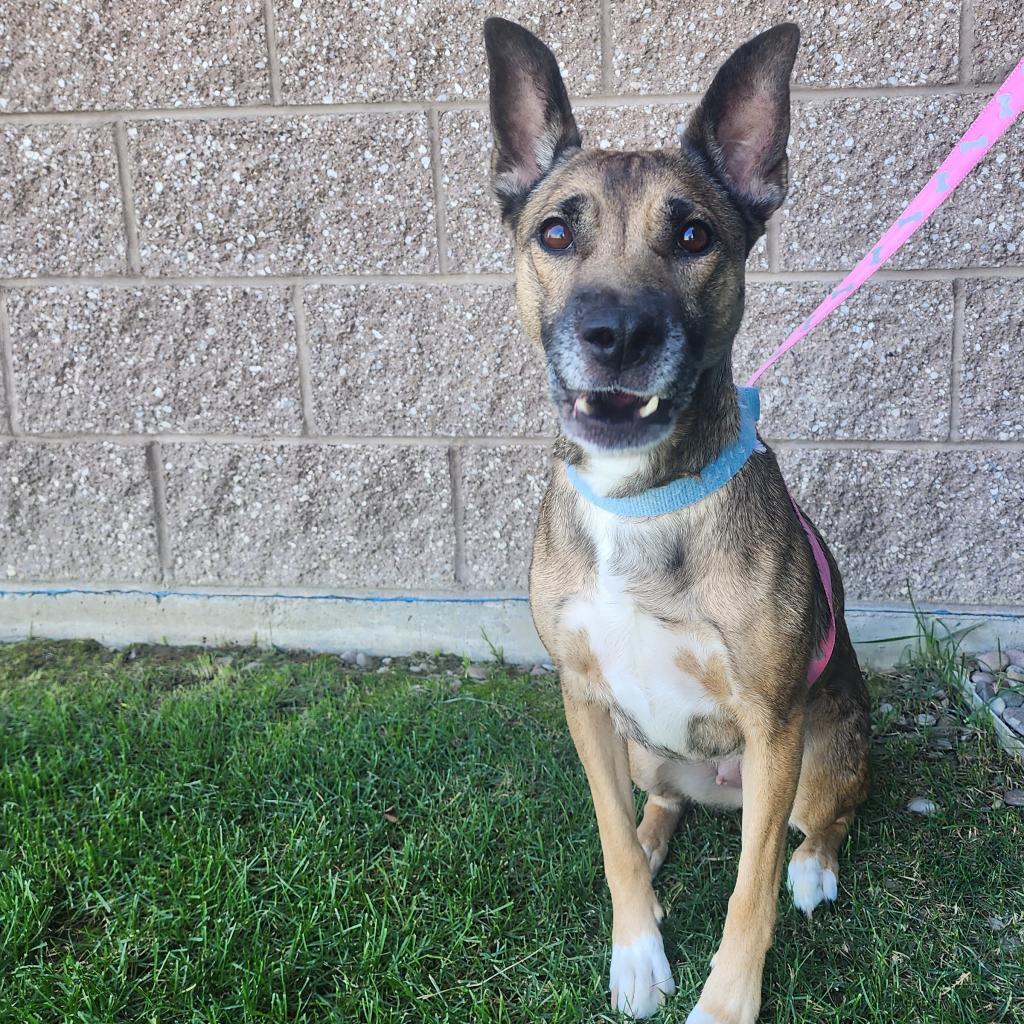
[685, 1008, 720, 1024]
[638, 834, 670, 877]
[609, 933, 675, 1018]
[787, 851, 838, 918]
[685, 957, 761, 1024]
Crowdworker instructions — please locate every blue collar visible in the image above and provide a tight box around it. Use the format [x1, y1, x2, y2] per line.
[564, 387, 761, 517]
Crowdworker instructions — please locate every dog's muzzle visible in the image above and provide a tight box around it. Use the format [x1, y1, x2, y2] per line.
[546, 288, 688, 451]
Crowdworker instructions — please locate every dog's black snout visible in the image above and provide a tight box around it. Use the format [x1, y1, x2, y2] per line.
[577, 292, 668, 371]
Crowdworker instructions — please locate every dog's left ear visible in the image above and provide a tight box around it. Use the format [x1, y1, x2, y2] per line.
[684, 23, 800, 224]
[483, 17, 581, 220]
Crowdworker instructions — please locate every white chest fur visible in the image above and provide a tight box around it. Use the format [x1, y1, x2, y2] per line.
[563, 501, 730, 756]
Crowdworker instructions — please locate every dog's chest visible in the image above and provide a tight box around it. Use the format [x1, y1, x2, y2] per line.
[562, 507, 737, 758]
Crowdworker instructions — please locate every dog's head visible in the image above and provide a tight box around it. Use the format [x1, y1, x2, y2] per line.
[484, 18, 798, 453]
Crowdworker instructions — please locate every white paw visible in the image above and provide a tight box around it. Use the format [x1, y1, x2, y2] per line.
[685, 1008, 719, 1024]
[787, 854, 838, 917]
[609, 933, 675, 1018]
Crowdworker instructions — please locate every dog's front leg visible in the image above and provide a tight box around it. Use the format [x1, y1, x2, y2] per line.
[563, 687, 675, 1018]
[687, 714, 803, 1024]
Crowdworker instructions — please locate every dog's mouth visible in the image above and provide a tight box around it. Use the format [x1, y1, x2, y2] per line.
[556, 387, 676, 450]
[572, 390, 666, 424]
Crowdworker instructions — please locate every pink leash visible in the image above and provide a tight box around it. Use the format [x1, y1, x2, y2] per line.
[749, 56, 1024, 684]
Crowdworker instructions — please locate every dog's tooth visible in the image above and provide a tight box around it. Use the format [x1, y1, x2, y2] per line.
[637, 395, 660, 418]
[575, 395, 593, 416]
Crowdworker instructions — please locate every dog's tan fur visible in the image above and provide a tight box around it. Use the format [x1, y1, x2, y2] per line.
[484, 18, 870, 1022]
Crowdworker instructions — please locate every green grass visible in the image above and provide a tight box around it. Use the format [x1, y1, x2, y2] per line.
[0, 638, 1022, 1024]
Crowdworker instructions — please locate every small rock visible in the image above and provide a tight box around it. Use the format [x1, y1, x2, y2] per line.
[1003, 648, 1024, 665]
[916, 713, 937, 727]
[1005, 665, 1024, 684]
[991, 697, 1007, 716]
[1002, 691, 1024, 709]
[355, 652, 378, 670]
[1002, 789, 1024, 807]
[381, 657, 393, 666]
[466, 663, 489, 680]
[242, 660, 262, 672]
[972, 671, 997, 699]
[877, 702, 894, 715]
[339, 649, 358, 665]
[409, 662, 425, 674]
[932, 737, 954, 751]
[1003, 707, 1024, 736]
[530, 663, 549, 676]
[977, 650, 1010, 672]
[987, 915, 1008, 931]
[449, 678, 462, 692]
[907, 797, 939, 815]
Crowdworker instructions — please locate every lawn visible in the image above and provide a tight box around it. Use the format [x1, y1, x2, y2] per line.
[0, 638, 1021, 1023]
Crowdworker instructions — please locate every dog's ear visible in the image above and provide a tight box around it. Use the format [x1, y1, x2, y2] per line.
[684, 23, 799, 223]
[483, 17, 581, 220]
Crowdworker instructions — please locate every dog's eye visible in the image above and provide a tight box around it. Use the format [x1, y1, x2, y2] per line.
[677, 221, 712, 255]
[539, 218, 574, 252]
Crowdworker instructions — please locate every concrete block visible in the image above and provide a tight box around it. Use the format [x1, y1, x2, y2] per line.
[7, 286, 302, 435]
[0, 0, 270, 111]
[130, 115, 436, 275]
[778, 447, 1024, 606]
[1, 125, 126, 276]
[162, 443, 455, 587]
[305, 284, 553, 436]
[609, 0, 959, 92]
[460, 444, 549, 589]
[971, 1, 1024, 83]
[274, 1, 601, 103]
[0, 440, 157, 581]
[736, 280, 953, 440]
[782, 96, 1024, 271]
[959, 278, 1024, 439]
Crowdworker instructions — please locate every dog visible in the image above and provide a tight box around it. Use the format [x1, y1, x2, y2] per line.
[482, 18, 871, 1023]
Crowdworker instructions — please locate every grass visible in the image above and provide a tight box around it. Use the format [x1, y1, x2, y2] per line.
[0, 638, 1022, 1024]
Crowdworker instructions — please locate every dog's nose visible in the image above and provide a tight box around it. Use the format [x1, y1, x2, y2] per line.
[578, 301, 666, 371]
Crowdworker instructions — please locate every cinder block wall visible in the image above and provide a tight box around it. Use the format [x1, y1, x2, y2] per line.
[1, 2, 1022, 619]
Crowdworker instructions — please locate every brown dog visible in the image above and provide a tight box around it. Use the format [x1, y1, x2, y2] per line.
[483, 18, 871, 1023]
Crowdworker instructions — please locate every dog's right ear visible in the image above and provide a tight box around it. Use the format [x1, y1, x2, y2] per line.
[483, 17, 581, 221]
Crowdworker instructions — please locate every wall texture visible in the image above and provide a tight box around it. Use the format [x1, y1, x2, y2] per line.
[0, 1, 1022, 624]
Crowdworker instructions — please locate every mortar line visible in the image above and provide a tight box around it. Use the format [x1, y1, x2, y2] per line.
[263, 0, 283, 104]
[4, 266, 1022, 291]
[959, 0, 976, 85]
[0, 83, 1003, 126]
[599, 0, 613, 92]
[427, 107, 451, 274]
[0, 290, 21, 435]
[7, 432, 1024, 452]
[4, 432, 555, 447]
[950, 278, 966, 440]
[447, 447, 467, 585]
[290, 284, 317, 435]
[0, 272, 514, 289]
[113, 122, 142, 274]
[145, 441, 172, 583]
[768, 437, 1024, 452]
[765, 217, 781, 273]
